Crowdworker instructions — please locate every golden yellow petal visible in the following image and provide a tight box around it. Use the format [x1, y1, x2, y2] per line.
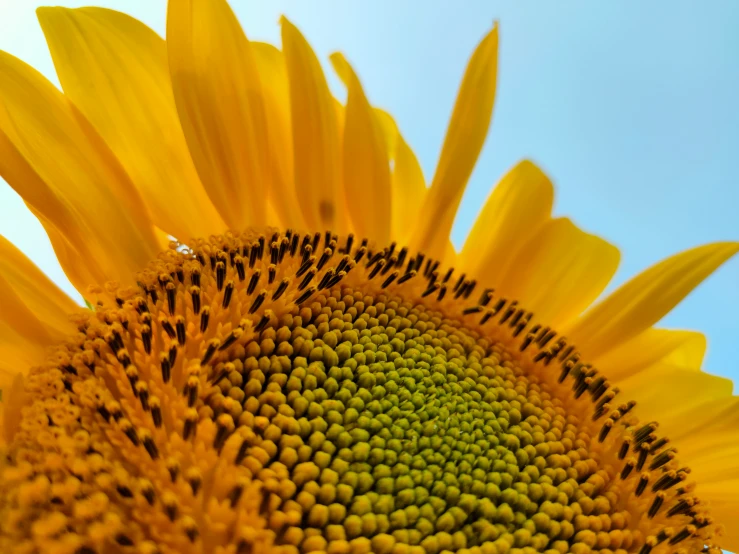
[409, 24, 498, 259]
[281, 17, 348, 234]
[0, 52, 160, 290]
[594, 327, 706, 381]
[252, 42, 306, 230]
[330, 53, 391, 245]
[37, 7, 225, 241]
[167, 0, 270, 231]
[458, 160, 554, 282]
[0, 235, 77, 340]
[493, 217, 619, 326]
[567, 242, 739, 358]
[392, 135, 427, 245]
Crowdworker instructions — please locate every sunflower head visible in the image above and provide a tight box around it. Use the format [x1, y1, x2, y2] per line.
[0, 1, 736, 553]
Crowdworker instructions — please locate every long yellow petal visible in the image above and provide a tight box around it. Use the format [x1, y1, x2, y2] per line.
[408, 25, 498, 259]
[458, 160, 553, 282]
[37, 7, 225, 241]
[0, 52, 160, 291]
[593, 328, 706, 381]
[281, 17, 347, 234]
[252, 42, 305, 230]
[494, 217, 619, 326]
[330, 53, 391, 245]
[392, 135, 427, 245]
[0, 235, 77, 339]
[167, 0, 269, 231]
[567, 242, 739, 358]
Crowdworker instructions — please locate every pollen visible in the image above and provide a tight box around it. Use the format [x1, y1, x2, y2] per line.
[0, 229, 724, 553]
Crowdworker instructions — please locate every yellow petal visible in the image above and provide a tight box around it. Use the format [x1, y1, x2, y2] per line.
[409, 24, 498, 259]
[567, 242, 739, 358]
[0, 235, 77, 340]
[392, 134, 427, 245]
[37, 6, 225, 241]
[493, 217, 619, 326]
[0, 52, 160, 291]
[458, 160, 554, 282]
[281, 17, 347, 233]
[167, 0, 269, 231]
[330, 53, 391, 245]
[593, 328, 706, 381]
[252, 42, 305, 230]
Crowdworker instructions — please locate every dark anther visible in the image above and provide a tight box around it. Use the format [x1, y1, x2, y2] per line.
[649, 437, 669, 454]
[234, 257, 246, 281]
[183, 414, 197, 441]
[336, 255, 351, 274]
[161, 318, 176, 339]
[117, 350, 132, 368]
[341, 233, 354, 254]
[296, 257, 315, 278]
[316, 248, 332, 271]
[442, 267, 454, 284]
[668, 526, 694, 545]
[249, 243, 258, 268]
[235, 440, 249, 464]
[151, 403, 162, 428]
[143, 435, 159, 460]
[480, 308, 495, 325]
[135, 297, 149, 314]
[121, 421, 139, 446]
[636, 443, 650, 471]
[165, 282, 177, 315]
[397, 269, 417, 285]
[634, 422, 658, 446]
[649, 449, 677, 471]
[190, 286, 201, 315]
[478, 288, 494, 306]
[380, 256, 396, 275]
[463, 279, 477, 298]
[249, 291, 266, 314]
[367, 250, 384, 268]
[254, 312, 271, 334]
[215, 262, 226, 291]
[268, 264, 276, 284]
[137, 383, 150, 411]
[618, 438, 631, 460]
[167, 460, 180, 482]
[500, 302, 517, 324]
[509, 309, 525, 327]
[222, 281, 234, 309]
[463, 306, 483, 316]
[140, 324, 152, 354]
[278, 237, 289, 262]
[638, 542, 654, 554]
[437, 285, 447, 301]
[228, 482, 245, 507]
[200, 307, 210, 333]
[296, 286, 317, 305]
[185, 378, 199, 407]
[272, 278, 290, 301]
[559, 344, 575, 362]
[598, 419, 613, 442]
[620, 460, 635, 479]
[62, 363, 78, 376]
[191, 267, 201, 287]
[160, 355, 172, 385]
[648, 492, 665, 518]
[115, 534, 134, 546]
[175, 317, 186, 345]
[141, 483, 155, 506]
[381, 271, 399, 289]
[290, 233, 300, 257]
[421, 282, 440, 298]
[201, 339, 219, 365]
[208, 255, 216, 271]
[353, 246, 367, 264]
[164, 500, 178, 522]
[512, 314, 531, 338]
[667, 498, 694, 518]
[368, 259, 386, 280]
[635, 474, 649, 496]
[97, 404, 111, 422]
[247, 270, 261, 295]
[318, 269, 335, 290]
[327, 270, 347, 289]
[270, 242, 279, 265]
[117, 486, 133, 498]
[219, 329, 242, 351]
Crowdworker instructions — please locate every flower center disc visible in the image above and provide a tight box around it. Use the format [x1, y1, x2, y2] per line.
[0, 230, 720, 554]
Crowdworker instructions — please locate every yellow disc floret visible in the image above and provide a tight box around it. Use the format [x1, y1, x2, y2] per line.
[0, 229, 724, 554]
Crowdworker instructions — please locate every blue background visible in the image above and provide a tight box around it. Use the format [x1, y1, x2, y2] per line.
[0, 0, 737, 387]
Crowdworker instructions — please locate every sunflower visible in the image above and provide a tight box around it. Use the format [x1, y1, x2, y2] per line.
[0, 1, 736, 553]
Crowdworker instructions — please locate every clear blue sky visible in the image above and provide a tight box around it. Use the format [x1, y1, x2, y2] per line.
[0, 0, 737, 385]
